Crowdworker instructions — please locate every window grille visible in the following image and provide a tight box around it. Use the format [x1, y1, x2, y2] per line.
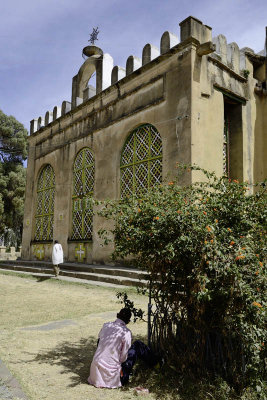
[120, 124, 162, 198]
[71, 148, 94, 240]
[34, 164, 55, 241]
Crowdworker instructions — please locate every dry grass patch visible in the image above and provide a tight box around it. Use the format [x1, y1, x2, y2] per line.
[0, 272, 157, 400]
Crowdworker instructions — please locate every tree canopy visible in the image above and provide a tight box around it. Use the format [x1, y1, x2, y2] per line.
[0, 109, 28, 163]
[0, 110, 28, 246]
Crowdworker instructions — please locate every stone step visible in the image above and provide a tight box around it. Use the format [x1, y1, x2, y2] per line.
[0, 261, 148, 288]
[0, 260, 147, 279]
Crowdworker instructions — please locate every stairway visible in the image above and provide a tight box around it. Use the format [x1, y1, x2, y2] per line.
[0, 260, 148, 287]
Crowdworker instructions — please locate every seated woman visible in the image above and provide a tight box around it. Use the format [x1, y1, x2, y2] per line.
[88, 308, 160, 388]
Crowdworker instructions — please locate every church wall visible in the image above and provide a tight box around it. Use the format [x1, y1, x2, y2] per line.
[253, 95, 267, 186]
[22, 16, 266, 264]
[191, 50, 225, 182]
[21, 141, 37, 259]
[190, 37, 264, 190]
[23, 44, 194, 263]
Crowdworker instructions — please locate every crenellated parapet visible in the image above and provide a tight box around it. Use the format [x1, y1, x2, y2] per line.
[37, 116, 44, 130]
[62, 101, 71, 115]
[142, 44, 160, 65]
[126, 55, 142, 75]
[45, 111, 53, 125]
[111, 66, 126, 84]
[53, 106, 61, 121]
[30, 15, 265, 135]
[160, 32, 179, 54]
[211, 34, 258, 77]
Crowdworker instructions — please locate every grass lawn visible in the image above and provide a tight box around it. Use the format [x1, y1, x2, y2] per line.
[0, 271, 155, 400]
[0, 271, 259, 400]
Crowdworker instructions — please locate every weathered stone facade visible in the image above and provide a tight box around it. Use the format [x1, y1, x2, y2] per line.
[21, 16, 267, 264]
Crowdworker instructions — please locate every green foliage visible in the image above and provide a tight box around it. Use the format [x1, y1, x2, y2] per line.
[98, 165, 266, 395]
[0, 109, 28, 163]
[242, 69, 250, 79]
[116, 291, 146, 322]
[130, 366, 263, 400]
[0, 110, 28, 245]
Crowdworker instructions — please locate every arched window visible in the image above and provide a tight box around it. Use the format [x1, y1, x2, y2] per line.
[34, 164, 55, 241]
[120, 124, 162, 198]
[71, 148, 95, 240]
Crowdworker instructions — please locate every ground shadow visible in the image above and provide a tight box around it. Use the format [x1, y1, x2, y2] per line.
[26, 334, 147, 388]
[34, 275, 52, 282]
[20, 334, 226, 399]
[25, 336, 96, 387]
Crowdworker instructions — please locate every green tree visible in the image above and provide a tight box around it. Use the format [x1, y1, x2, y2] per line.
[0, 110, 28, 246]
[99, 165, 266, 395]
[0, 109, 27, 162]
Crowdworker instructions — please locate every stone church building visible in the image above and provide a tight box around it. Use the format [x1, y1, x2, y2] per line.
[21, 16, 267, 264]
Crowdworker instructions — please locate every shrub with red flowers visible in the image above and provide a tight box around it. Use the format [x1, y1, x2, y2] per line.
[98, 166, 266, 395]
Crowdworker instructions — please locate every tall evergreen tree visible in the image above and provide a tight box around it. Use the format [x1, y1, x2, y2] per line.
[0, 110, 28, 247]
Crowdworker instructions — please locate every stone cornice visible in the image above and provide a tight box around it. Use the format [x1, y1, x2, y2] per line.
[208, 55, 247, 82]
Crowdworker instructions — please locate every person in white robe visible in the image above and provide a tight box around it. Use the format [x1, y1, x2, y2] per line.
[52, 240, 63, 277]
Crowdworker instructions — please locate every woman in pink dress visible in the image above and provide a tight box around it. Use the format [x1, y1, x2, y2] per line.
[88, 308, 132, 388]
[88, 308, 161, 389]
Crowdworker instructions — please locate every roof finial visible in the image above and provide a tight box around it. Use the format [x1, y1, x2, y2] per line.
[89, 27, 100, 45]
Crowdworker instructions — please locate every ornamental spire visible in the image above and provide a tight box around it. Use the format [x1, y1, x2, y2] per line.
[88, 27, 100, 45]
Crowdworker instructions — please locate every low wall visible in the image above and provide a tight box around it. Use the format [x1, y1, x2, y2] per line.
[0, 246, 21, 261]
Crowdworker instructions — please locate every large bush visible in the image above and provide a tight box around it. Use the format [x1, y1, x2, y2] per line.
[99, 166, 266, 394]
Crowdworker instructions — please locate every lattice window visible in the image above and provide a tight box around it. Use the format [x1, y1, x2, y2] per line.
[72, 148, 94, 240]
[120, 124, 162, 198]
[34, 164, 55, 241]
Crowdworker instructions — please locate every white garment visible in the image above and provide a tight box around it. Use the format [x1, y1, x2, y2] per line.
[52, 243, 63, 265]
[88, 318, 132, 388]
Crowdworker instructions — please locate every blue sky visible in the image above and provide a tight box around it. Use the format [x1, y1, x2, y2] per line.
[0, 0, 266, 132]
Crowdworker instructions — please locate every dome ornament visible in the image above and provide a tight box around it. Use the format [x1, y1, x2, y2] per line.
[82, 27, 102, 60]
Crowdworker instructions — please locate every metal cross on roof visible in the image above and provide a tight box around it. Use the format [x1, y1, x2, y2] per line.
[89, 27, 100, 45]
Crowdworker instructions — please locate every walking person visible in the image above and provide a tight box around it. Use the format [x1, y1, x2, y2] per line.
[52, 240, 63, 277]
[88, 308, 160, 389]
